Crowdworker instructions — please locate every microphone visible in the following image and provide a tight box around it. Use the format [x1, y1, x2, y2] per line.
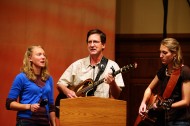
[99, 64, 105, 71]
[40, 99, 48, 107]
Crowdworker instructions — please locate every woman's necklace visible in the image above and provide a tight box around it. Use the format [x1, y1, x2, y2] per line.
[165, 68, 172, 76]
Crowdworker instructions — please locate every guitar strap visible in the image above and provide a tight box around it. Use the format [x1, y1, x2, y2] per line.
[90, 56, 108, 95]
[162, 67, 181, 99]
[94, 56, 108, 82]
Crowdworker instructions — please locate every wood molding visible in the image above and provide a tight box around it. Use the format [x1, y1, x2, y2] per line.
[116, 33, 190, 42]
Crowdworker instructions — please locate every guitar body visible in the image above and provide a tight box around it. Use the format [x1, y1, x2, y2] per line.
[134, 94, 165, 126]
[74, 78, 95, 97]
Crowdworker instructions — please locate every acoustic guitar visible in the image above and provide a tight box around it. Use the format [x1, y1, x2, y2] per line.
[55, 63, 137, 118]
[134, 94, 173, 126]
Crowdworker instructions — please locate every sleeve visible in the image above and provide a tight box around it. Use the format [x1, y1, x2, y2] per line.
[6, 98, 16, 110]
[48, 76, 56, 112]
[111, 61, 125, 87]
[181, 65, 190, 81]
[7, 73, 24, 99]
[6, 73, 24, 109]
[57, 63, 75, 86]
[48, 76, 54, 105]
[49, 104, 56, 113]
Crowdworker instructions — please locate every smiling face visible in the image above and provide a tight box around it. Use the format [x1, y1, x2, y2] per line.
[29, 46, 46, 73]
[159, 44, 176, 65]
[87, 33, 105, 57]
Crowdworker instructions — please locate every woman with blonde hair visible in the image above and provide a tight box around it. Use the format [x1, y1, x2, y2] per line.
[137, 38, 190, 126]
[6, 45, 56, 126]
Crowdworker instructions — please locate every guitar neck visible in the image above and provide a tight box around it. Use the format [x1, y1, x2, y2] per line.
[90, 68, 122, 88]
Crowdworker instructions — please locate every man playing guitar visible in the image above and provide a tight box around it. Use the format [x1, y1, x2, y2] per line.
[56, 29, 125, 117]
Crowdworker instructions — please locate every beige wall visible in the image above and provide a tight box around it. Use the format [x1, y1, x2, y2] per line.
[116, 0, 190, 34]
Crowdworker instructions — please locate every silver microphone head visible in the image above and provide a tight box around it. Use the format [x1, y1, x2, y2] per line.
[99, 64, 105, 70]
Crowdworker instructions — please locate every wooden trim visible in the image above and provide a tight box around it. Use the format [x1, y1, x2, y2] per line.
[116, 33, 190, 41]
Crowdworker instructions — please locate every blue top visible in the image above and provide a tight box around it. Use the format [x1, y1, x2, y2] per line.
[7, 72, 54, 118]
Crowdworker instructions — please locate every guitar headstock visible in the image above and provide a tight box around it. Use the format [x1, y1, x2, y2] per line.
[121, 62, 137, 73]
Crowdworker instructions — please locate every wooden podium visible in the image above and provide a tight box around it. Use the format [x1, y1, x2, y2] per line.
[59, 97, 127, 126]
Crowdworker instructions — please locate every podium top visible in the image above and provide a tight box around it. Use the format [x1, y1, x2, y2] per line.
[60, 96, 126, 103]
[59, 96, 127, 126]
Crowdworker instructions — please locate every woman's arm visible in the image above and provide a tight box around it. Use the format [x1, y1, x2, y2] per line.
[171, 81, 190, 108]
[139, 75, 159, 115]
[49, 111, 56, 126]
[9, 101, 30, 111]
[9, 101, 40, 112]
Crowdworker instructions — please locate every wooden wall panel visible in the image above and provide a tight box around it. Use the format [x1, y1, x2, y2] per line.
[116, 34, 190, 126]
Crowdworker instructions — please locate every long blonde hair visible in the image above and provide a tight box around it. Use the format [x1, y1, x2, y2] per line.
[21, 45, 50, 81]
[161, 38, 183, 69]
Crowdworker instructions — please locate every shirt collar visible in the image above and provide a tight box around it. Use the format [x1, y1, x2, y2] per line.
[84, 56, 101, 69]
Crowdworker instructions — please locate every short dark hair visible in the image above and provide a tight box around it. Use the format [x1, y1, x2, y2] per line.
[86, 29, 106, 44]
